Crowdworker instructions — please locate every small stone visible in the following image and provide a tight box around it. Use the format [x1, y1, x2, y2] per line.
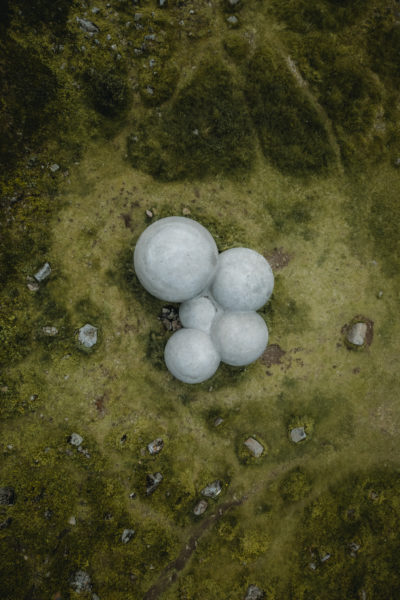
[92, 595, 100, 600]
[214, 417, 224, 427]
[78, 324, 98, 348]
[146, 209, 153, 218]
[146, 472, 163, 495]
[34, 262, 51, 282]
[27, 276, 39, 292]
[70, 570, 92, 593]
[227, 15, 239, 24]
[49, 163, 60, 172]
[134, 13, 142, 21]
[290, 427, 306, 443]
[229, 0, 241, 5]
[149, 58, 156, 68]
[245, 585, 265, 600]
[309, 562, 317, 571]
[42, 326, 58, 336]
[146, 86, 154, 95]
[349, 542, 360, 557]
[147, 438, 164, 455]
[121, 528, 135, 543]
[91, 7, 100, 13]
[129, 492, 136, 499]
[193, 499, 208, 516]
[111, 44, 117, 51]
[69, 433, 84, 447]
[76, 17, 99, 33]
[68, 516, 77, 525]
[243, 437, 264, 458]
[182, 207, 191, 215]
[159, 0, 167, 6]
[0, 486, 15, 506]
[320, 553, 331, 563]
[201, 480, 222, 499]
[377, 290, 383, 298]
[347, 322, 367, 346]
[0, 517, 12, 529]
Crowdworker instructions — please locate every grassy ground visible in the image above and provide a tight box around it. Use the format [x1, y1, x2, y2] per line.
[1, 1, 400, 599]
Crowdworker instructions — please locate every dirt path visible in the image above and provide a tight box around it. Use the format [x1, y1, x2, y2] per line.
[143, 496, 246, 600]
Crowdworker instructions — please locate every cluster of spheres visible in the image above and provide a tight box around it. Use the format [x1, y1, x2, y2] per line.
[134, 217, 274, 384]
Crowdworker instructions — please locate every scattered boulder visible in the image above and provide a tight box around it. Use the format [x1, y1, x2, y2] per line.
[69, 433, 84, 447]
[70, 570, 92, 593]
[193, 499, 208, 515]
[0, 486, 15, 506]
[26, 276, 39, 292]
[243, 437, 264, 458]
[78, 324, 98, 348]
[346, 322, 367, 346]
[201, 480, 222, 499]
[146, 472, 163, 495]
[121, 528, 135, 544]
[34, 262, 51, 282]
[147, 438, 164, 455]
[290, 427, 306, 443]
[245, 585, 265, 600]
[42, 326, 58, 336]
[76, 17, 99, 33]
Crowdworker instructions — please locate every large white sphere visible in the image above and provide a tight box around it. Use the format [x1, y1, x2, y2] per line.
[211, 311, 268, 366]
[134, 217, 218, 302]
[179, 294, 223, 334]
[164, 328, 220, 384]
[210, 248, 274, 311]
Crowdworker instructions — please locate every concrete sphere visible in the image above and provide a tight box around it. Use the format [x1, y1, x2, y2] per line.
[211, 311, 268, 366]
[164, 328, 220, 384]
[134, 217, 218, 302]
[179, 294, 223, 334]
[211, 247, 274, 311]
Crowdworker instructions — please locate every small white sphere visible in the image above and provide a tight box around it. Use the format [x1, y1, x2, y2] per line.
[211, 247, 274, 311]
[211, 311, 268, 366]
[164, 329, 221, 384]
[134, 217, 218, 302]
[179, 294, 223, 334]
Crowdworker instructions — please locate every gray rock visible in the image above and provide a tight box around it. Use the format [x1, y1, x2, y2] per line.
[347, 322, 367, 346]
[91, 7, 100, 13]
[34, 262, 51, 282]
[69, 433, 84, 447]
[49, 163, 60, 172]
[147, 438, 164, 455]
[121, 528, 135, 543]
[78, 324, 98, 348]
[229, 0, 241, 5]
[0, 486, 15, 506]
[146, 85, 154, 95]
[27, 276, 39, 292]
[68, 515, 77, 526]
[245, 585, 265, 600]
[227, 15, 238, 24]
[159, 0, 167, 6]
[244, 437, 264, 458]
[320, 553, 331, 563]
[146, 472, 163, 495]
[193, 499, 208, 516]
[76, 17, 99, 33]
[290, 427, 306, 443]
[70, 570, 92, 593]
[201, 480, 222, 499]
[214, 417, 224, 427]
[42, 326, 58, 336]
[134, 13, 142, 21]
[92, 595, 100, 600]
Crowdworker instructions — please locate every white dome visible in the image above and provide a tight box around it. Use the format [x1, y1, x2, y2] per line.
[134, 217, 218, 302]
[164, 328, 220, 384]
[211, 311, 268, 366]
[210, 247, 274, 311]
[179, 294, 223, 334]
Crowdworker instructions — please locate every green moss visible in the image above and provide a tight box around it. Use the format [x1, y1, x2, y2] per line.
[84, 68, 131, 117]
[270, 0, 369, 33]
[128, 57, 255, 180]
[279, 467, 312, 502]
[244, 45, 334, 174]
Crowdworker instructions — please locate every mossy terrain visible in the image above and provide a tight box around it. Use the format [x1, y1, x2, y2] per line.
[1, 0, 400, 599]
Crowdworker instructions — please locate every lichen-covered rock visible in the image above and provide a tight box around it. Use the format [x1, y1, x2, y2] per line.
[78, 324, 98, 348]
[70, 570, 92, 593]
[146, 472, 163, 495]
[245, 585, 265, 600]
[201, 480, 222, 499]
[69, 433, 84, 446]
[346, 322, 367, 346]
[290, 427, 306, 443]
[244, 437, 264, 458]
[147, 438, 164, 455]
[0, 486, 15, 505]
[76, 17, 99, 33]
[34, 262, 51, 282]
[121, 528, 135, 544]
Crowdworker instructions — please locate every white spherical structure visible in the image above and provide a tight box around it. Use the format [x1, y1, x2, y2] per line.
[164, 328, 221, 384]
[179, 294, 223, 334]
[210, 248, 274, 311]
[211, 311, 268, 367]
[134, 217, 218, 302]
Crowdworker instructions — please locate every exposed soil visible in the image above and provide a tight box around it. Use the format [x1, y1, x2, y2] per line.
[261, 344, 287, 368]
[264, 247, 292, 272]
